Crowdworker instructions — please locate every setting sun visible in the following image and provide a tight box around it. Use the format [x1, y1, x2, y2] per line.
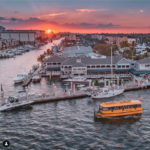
[46, 29, 51, 34]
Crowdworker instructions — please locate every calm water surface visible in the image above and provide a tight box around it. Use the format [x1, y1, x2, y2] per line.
[0, 40, 150, 150]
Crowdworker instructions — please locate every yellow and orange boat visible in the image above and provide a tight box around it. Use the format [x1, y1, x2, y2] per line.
[95, 100, 142, 118]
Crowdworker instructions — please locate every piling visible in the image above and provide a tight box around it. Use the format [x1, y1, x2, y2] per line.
[138, 78, 141, 87]
[49, 75, 51, 81]
[54, 86, 57, 97]
[25, 87, 29, 100]
[73, 84, 76, 95]
[117, 77, 119, 86]
[121, 79, 124, 89]
[52, 84, 55, 95]
[133, 75, 135, 82]
[70, 82, 73, 92]
[92, 82, 94, 91]
[89, 80, 91, 88]
[108, 81, 110, 88]
[1, 84, 5, 105]
[104, 79, 106, 87]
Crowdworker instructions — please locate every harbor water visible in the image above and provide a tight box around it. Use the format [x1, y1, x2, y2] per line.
[0, 40, 150, 150]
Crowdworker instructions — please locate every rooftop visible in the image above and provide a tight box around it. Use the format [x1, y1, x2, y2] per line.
[101, 100, 141, 107]
[137, 57, 150, 64]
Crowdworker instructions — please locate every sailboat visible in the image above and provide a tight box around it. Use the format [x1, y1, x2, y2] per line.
[91, 47, 124, 99]
[0, 85, 34, 111]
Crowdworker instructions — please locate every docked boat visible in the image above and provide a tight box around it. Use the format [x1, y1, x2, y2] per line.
[0, 96, 34, 112]
[77, 84, 85, 88]
[95, 100, 142, 118]
[13, 68, 27, 83]
[32, 74, 41, 82]
[91, 87, 124, 99]
[64, 77, 91, 83]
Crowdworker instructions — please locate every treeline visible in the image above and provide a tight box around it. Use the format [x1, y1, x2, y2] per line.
[37, 49, 54, 63]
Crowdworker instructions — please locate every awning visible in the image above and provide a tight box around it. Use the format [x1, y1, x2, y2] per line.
[46, 66, 60, 71]
[130, 69, 150, 74]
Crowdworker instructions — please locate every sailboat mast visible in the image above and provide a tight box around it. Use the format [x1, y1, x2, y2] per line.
[111, 47, 113, 80]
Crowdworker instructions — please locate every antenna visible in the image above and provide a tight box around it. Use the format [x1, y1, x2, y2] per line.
[111, 47, 113, 80]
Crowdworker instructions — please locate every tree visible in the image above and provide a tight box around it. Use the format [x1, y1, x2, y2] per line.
[46, 48, 54, 56]
[120, 41, 129, 48]
[93, 44, 112, 56]
[122, 50, 132, 59]
[131, 41, 136, 56]
[37, 54, 45, 63]
[19, 41, 23, 46]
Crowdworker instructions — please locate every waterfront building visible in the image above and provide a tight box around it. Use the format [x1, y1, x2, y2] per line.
[45, 54, 138, 78]
[0, 26, 46, 44]
[131, 58, 150, 74]
[45, 55, 65, 76]
[63, 46, 93, 57]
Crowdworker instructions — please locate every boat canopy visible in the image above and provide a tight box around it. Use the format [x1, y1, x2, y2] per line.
[101, 100, 141, 108]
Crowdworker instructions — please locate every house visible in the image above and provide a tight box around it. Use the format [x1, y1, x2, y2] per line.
[131, 58, 150, 74]
[128, 38, 136, 44]
[45, 55, 65, 75]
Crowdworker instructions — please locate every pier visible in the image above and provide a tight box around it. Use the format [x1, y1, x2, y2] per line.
[22, 65, 42, 86]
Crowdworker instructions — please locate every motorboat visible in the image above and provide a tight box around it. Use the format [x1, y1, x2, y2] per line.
[0, 96, 34, 112]
[91, 87, 124, 99]
[64, 77, 91, 83]
[13, 68, 27, 83]
[95, 100, 142, 118]
[32, 74, 41, 82]
[77, 84, 85, 88]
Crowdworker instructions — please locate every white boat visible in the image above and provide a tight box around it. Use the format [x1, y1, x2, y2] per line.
[64, 77, 91, 83]
[13, 68, 27, 83]
[77, 84, 85, 88]
[91, 87, 124, 99]
[32, 74, 41, 82]
[0, 96, 34, 112]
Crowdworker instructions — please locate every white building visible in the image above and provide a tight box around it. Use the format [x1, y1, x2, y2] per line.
[128, 38, 136, 44]
[0, 29, 46, 43]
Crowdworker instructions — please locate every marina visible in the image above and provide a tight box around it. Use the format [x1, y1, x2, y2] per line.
[1, 0, 150, 149]
[0, 40, 150, 150]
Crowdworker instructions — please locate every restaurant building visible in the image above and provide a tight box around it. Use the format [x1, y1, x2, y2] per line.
[45, 55, 146, 79]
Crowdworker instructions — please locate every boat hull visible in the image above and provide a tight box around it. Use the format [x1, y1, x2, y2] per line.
[92, 89, 124, 99]
[0, 101, 34, 112]
[95, 110, 142, 118]
[14, 79, 24, 83]
[32, 79, 41, 82]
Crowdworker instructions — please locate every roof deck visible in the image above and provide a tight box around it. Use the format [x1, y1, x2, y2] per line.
[101, 100, 141, 107]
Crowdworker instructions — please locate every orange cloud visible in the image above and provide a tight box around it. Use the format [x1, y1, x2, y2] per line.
[38, 13, 66, 18]
[76, 9, 106, 12]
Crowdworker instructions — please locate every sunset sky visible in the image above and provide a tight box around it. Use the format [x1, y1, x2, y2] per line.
[0, 0, 150, 33]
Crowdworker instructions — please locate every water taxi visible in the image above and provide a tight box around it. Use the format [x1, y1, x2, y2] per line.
[95, 100, 142, 118]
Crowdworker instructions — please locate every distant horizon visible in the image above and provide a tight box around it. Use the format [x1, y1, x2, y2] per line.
[2, 26, 150, 34]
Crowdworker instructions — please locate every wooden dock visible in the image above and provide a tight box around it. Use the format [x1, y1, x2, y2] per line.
[18, 90, 88, 104]
[22, 66, 42, 87]
[33, 91, 88, 104]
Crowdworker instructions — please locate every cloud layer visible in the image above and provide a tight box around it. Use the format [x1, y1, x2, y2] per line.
[0, 0, 149, 33]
